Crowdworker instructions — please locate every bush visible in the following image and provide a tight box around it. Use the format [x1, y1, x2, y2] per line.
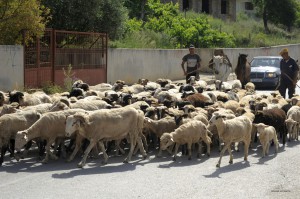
[41, 82, 64, 95]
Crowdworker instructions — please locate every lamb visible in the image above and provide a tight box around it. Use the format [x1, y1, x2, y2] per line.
[285, 118, 299, 141]
[15, 109, 86, 163]
[254, 123, 279, 157]
[286, 106, 300, 141]
[160, 120, 211, 161]
[0, 110, 41, 165]
[209, 113, 252, 167]
[64, 107, 147, 168]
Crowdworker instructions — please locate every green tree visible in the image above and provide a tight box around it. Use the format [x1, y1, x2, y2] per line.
[253, 0, 297, 33]
[124, 0, 148, 20]
[0, 0, 48, 45]
[42, 0, 128, 39]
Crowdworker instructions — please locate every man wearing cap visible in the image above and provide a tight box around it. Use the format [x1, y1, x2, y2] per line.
[278, 48, 299, 98]
[181, 44, 201, 83]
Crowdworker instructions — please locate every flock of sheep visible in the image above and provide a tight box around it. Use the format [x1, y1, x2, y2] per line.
[0, 76, 299, 168]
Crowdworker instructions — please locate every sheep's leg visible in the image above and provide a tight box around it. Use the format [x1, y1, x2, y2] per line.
[0, 145, 8, 166]
[78, 140, 96, 168]
[42, 139, 57, 163]
[227, 145, 233, 164]
[266, 143, 270, 155]
[9, 139, 15, 157]
[187, 143, 192, 160]
[216, 142, 231, 168]
[197, 142, 202, 158]
[123, 135, 137, 163]
[172, 143, 180, 161]
[117, 143, 126, 155]
[244, 142, 250, 161]
[261, 143, 266, 158]
[204, 137, 211, 157]
[275, 139, 279, 153]
[137, 136, 147, 159]
[98, 141, 108, 165]
[67, 134, 84, 162]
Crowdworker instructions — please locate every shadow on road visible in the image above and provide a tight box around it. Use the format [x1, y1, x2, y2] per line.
[203, 161, 250, 178]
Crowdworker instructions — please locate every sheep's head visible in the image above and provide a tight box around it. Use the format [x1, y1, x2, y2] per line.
[160, 133, 174, 150]
[253, 123, 269, 132]
[235, 107, 246, 116]
[209, 113, 226, 125]
[65, 112, 88, 137]
[15, 130, 29, 151]
[285, 119, 299, 135]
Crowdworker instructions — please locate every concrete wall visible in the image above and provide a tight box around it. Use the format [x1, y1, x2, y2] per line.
[1, 44, 300, 89]
[108, 44, 300, 84]
[0, 45, 24, 91]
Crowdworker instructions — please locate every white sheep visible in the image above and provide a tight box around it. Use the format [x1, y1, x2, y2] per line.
[209, 113, 252, 167]
[0, 110, 41, 165]
[15, 109, 86, 163]
[254, 123, 279, 157]
[286, 106, 300, 141]
[49, 98, 111, 111]
[245, 82, 255, 92]
[160, 120, 211, 161]
[65, 107, 147, 168]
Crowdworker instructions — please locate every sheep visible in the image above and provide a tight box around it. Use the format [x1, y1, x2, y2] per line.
[183, 93, 213, 108]
[222, 100, 240, 113]
[0, 110, 41, 165]
[143, 116, 178, 156]
[160, 120, 211, 161]
[15, 109, 86, 163]
[254, 123, 279, 157]
[0, 91, 9, 106]
[245, 82, 255, 92]
[64, 107, 147, 167]
[253, 108, 286, 145]
[209, 113, 252, 167]
[0, 103, 19, 116]
[49, 98, 111, 111]
[285, 118, 299, 141]
[9, 91, 52, 106]
[286, 106, 300, 141]
[215, 80, 232, 91]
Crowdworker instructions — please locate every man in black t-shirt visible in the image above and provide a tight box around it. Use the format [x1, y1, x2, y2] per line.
[181, 44, 201, 83]
[278, 48, 299, 98]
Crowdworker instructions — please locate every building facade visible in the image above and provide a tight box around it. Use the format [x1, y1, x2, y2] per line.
[161, 0, 255, 21]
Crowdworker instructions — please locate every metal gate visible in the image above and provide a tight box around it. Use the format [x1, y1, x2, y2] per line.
[24, 29, 107, 88]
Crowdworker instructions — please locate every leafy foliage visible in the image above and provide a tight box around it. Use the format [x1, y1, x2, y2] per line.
[0, 0, 49, 45]
[42, 0, 128, 39]
[121, 0, 235, 48]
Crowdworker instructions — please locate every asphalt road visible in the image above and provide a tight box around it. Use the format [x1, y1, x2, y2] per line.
[1, 137, 300, 199]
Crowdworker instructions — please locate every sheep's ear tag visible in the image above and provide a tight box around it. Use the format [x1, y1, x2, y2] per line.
[170, 137, 174, 142]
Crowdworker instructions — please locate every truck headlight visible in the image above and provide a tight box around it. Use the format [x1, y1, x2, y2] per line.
[266, 73, 276, 78]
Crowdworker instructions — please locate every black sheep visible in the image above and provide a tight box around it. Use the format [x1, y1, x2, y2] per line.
[253, 108, 287, 145]
[8, 91, 24, 104]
